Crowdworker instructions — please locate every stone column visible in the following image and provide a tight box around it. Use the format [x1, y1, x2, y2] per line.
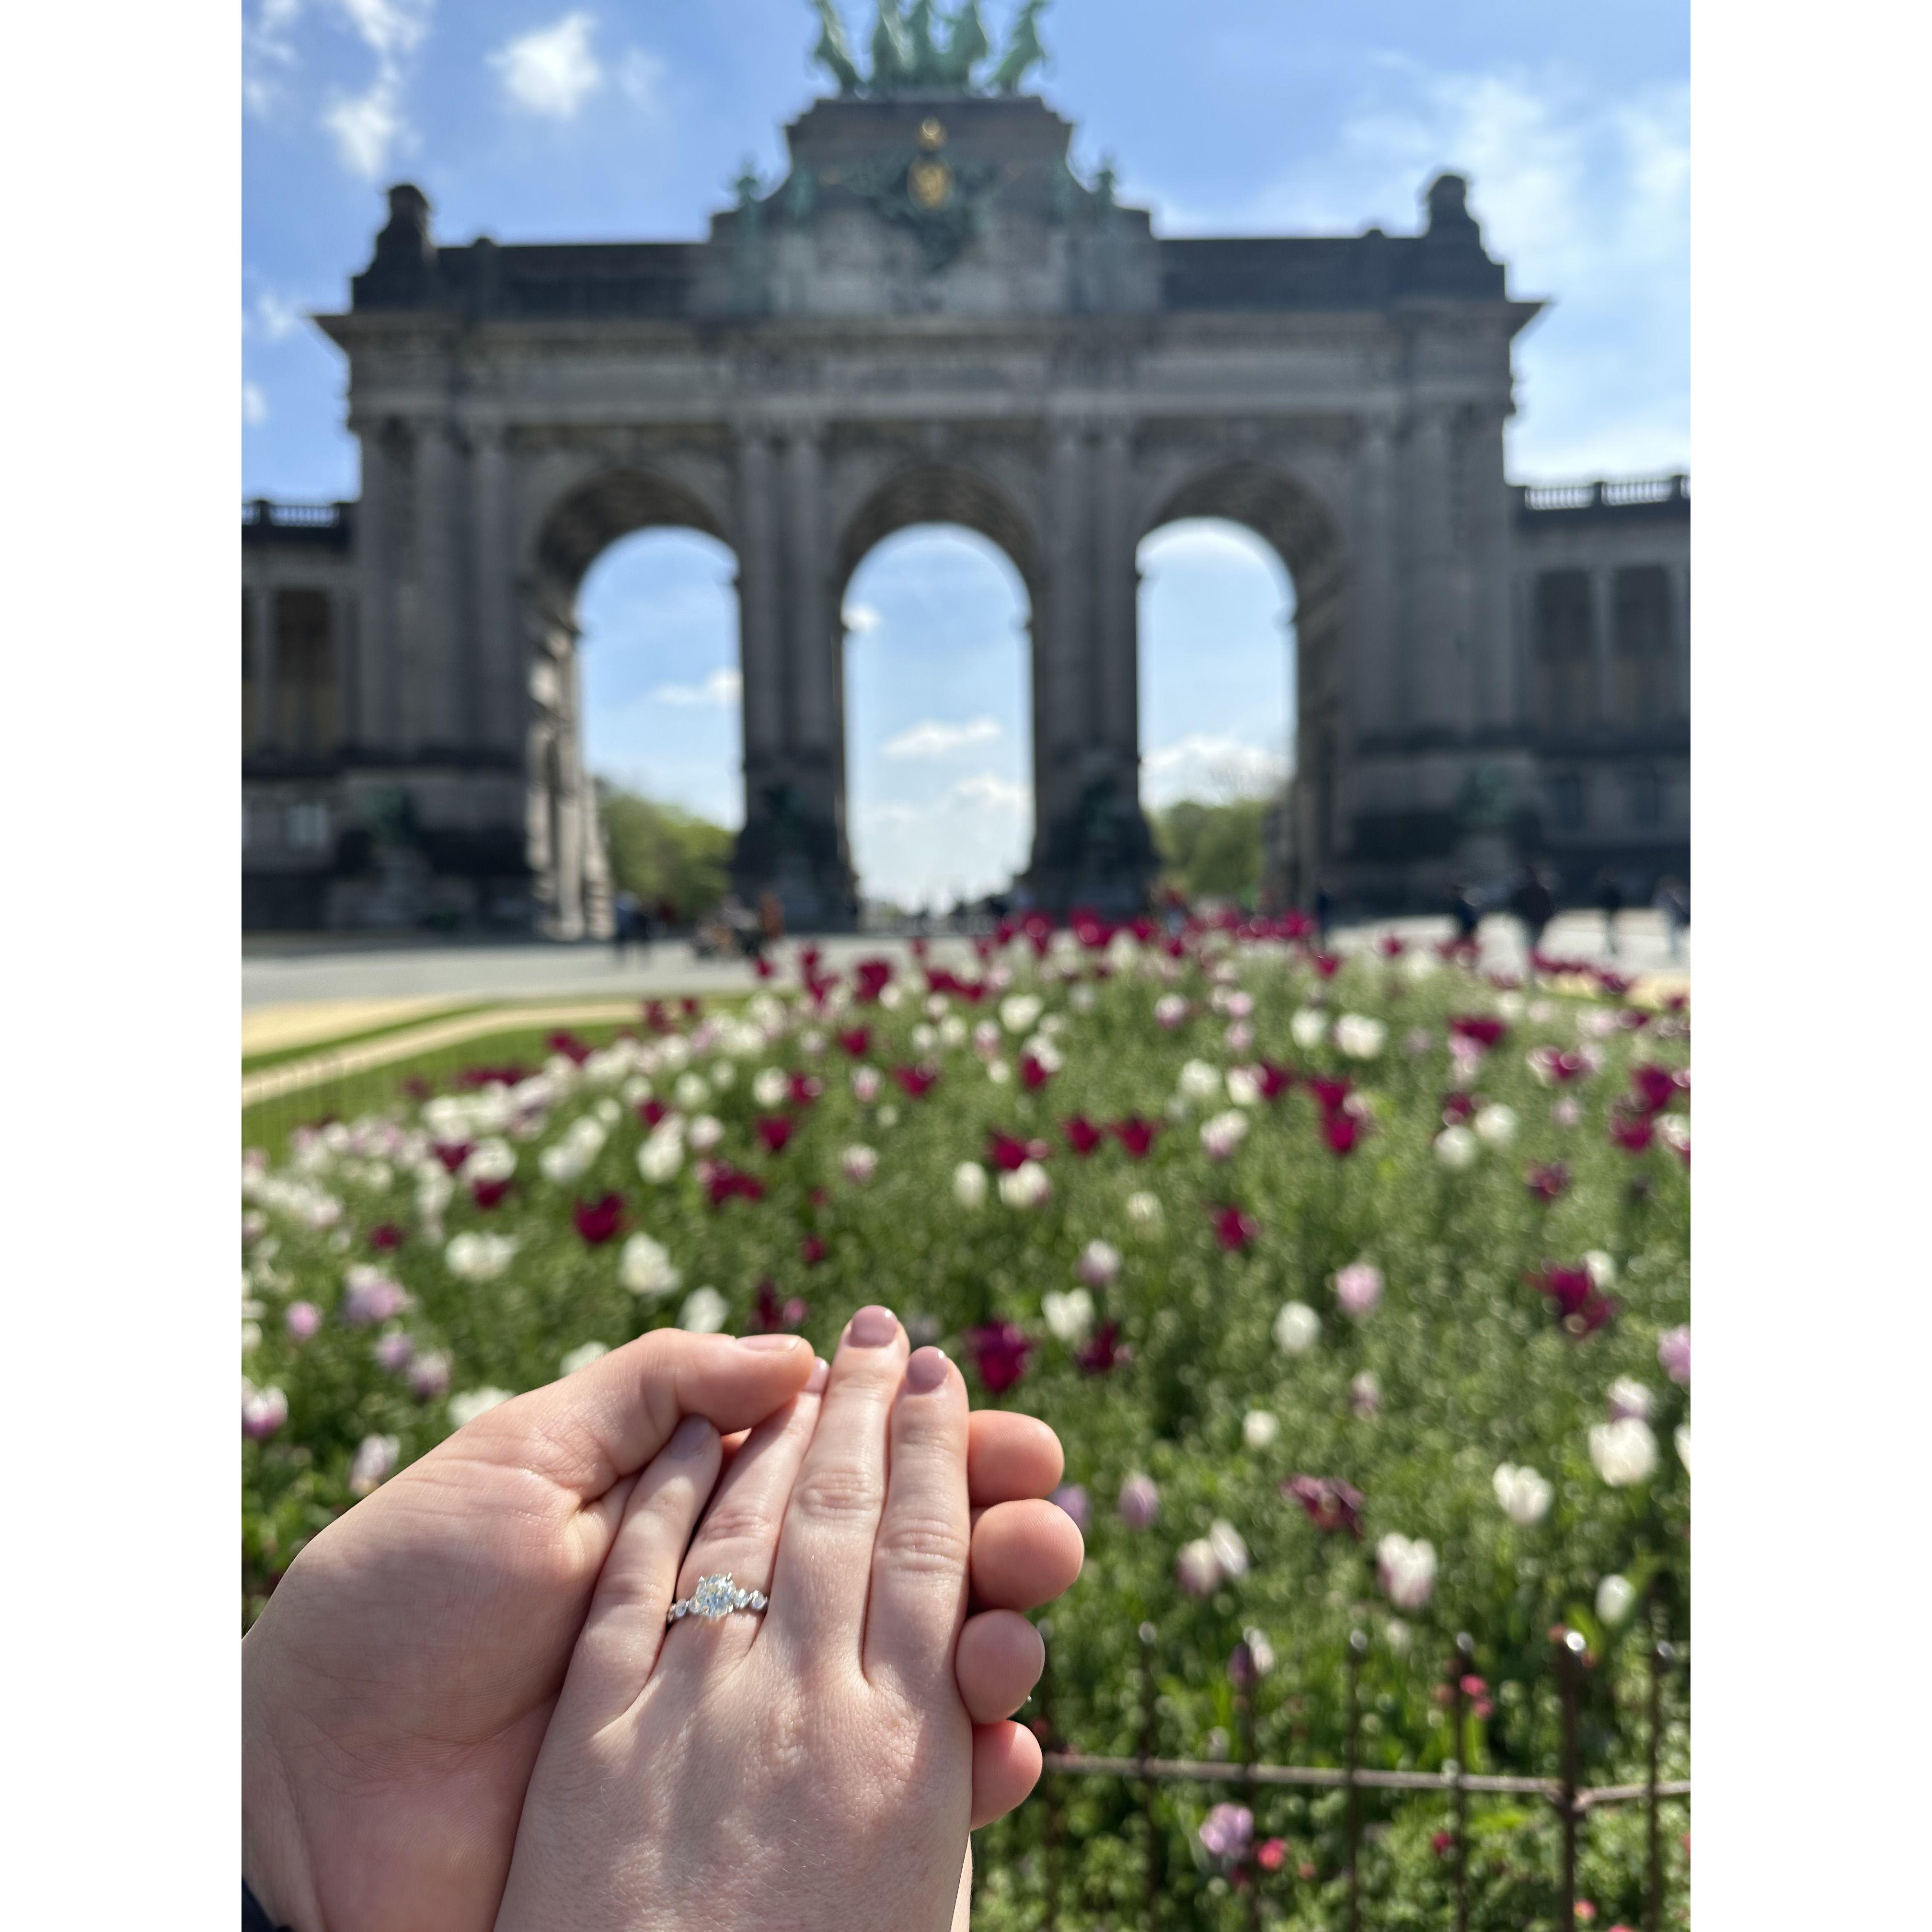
[1668, 561, 1690, 720]
[249, 584, 276, 749]
[1349, 414, 1400, 734]
[1590, 568, 1616, 728]
[1093, 420, 1137, 760]
[1036, 420, 1091, 854]
[471, 424, 518, 753]
[414, 419, 460, 749]
[1464, 409, 1514, 730]
[784, 426, 832, 769]
[353, 420, 399, 749]
[736, 425, 783, 782]
[1407, 407, 1456, 729]
[552, 637, 585, 938]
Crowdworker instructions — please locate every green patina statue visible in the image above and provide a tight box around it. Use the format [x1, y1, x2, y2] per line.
[988, 0, 1050, 93]
[809, 1, 1042, 97]
[808, 0, 862, 93]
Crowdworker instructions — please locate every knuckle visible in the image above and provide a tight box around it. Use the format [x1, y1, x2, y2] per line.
[789, 1462, 882, 1525]
[877, 1508, 970, 1577]
[693, 1495, 777, 1550]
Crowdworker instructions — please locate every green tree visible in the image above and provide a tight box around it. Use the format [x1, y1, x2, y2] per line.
[1152, 794, 1269, 905]
[597, 782, 735, 921]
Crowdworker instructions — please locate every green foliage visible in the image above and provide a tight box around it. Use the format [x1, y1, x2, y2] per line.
[241, 934, 1690, 1918]
[598, 783, 734, 920]
[1153, 797, 1270, 905]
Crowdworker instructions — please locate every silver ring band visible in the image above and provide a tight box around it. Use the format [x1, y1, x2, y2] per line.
[667, 1572, 770, 1624]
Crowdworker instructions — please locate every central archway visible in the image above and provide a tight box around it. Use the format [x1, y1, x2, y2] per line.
[1135, 460, 1346, 904]
[832, 462, 1041, 920]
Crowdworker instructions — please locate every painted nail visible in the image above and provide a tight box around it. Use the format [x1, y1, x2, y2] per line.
[905, 1346, 950, 1393]
[737, 1333, 806, 1352]
[847, 1304, 900, 1347]
[806, 1356, 830, 1394]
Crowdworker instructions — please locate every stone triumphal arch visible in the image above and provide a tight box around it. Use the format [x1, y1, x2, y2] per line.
[242, 24, 1688, 934]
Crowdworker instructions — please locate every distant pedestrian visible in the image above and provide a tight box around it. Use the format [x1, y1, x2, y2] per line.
[1594, 868, 1625, 957]
[1313, 881, 1334, 946]
[1449, 880, 1480, 948]
[1653, 875, 1689, 962]
[1509, 864, 1558, 971]
[759, 889, 786, 954]
[611, 890, 641, 966]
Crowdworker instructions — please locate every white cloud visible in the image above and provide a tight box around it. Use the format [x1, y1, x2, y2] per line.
[323, 76, 410, 179]
[882, 716, 1003, 760]
[243, 382, 270, 427]
[841, 602, 881, 634]
[318, 1, 434, 179]
[649, 667, 741, 708]
[1153, 61, 1688, 481]
[618, 46, 666, 108]
[950, 772, 1027, 812]
[255, 289, 306, 341]
[1141, 734, 1288, 808]
[491, 11, 603, 119]
[244, 0, 306, 116]
[1139, 521, 1283, 573]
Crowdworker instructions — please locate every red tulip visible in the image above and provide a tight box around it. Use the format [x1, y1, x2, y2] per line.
[1213, 1205, 1259, 1252]
[1449, 1015, 1507, 1049]
[638, 1097, 667, 1128]
[1075, 1322, 1129, 1375]
[572, 1193, 624, 1244]
[836, 1027, 872, 1058]
[368, 1222, 405, 1251]
[988, 1130, 1033, 1172]
[433, 1140, 473, 1173]
[1308, 1075, 1352, 1115]
[1019, 1054, 1055, 1091]
[966, 1321, 1035, 1394]
[703, 1162, 766, 1208]
[545, 1030, 592, 1066]
[789, 1073, 824, 1108]
[1256, 1061, 1294, 1101]
[1283, 1473, 1365, 1539]
[799, 1234, 828, 1267]
[755, 1116, 796, 1154]
[1629, 1063, 1688, 1115]
[1527, 1264, 1617, 1336]
[853, 958, 894, 1003]
[471, 1178, 512, 1209]
[1441, 1090, 1476, 1125]
[643, 1000, 671, 1034]
[1378, 934, 1407, 958]
[751, 1280, 809, 1333]
[1609, 1112, 1655, 1153]
[1322, 1110, 1363, 1156]
[1525, 1162, 1571, 1202]
[893, 1065, 940, 1099]
[1312, 953, 1342, 978]
[1062, 1115, 1104, 1156]
[1112, 1115, 1160, 1159]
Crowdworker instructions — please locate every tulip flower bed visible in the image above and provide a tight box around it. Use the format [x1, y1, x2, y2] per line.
[242, 919, 1690, 1931]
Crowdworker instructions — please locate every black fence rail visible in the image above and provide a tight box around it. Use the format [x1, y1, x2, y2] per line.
[1021, 1623, 1687, 1932]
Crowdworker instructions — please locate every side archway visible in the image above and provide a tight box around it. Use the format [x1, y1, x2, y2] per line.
[520, 465, 742, 939]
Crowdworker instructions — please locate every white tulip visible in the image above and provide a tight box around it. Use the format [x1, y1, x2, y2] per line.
[752, 1067, 789, 1109]
[448, 1387, 512, 1428]
[678, 1286, 729, 1334]
[444, 1231, 516, 1281]
[1208, 1518, 1249, 1577]
[1125, 1190, 1163, 1231]
[559, 1340, 609, 1377]
[619, 1233, 680, 1299]
[1334, 1014, 1387, 1060]
[1675, 1424, 1690, 1474]
[674, 1072, 709, 1110]
[1178, 1058, 1222, 1103]
[1242, 1409, 1279, 1449]
[687, 1114, 724, 1153]
[1225, 1066, 1261, 1108]
[1000, 994, 1043, 1035]
[1590, 1416, 1660, 1487]
[1200, 1110, 1249, 1160]
[1042, 1288, 1095, 1345]
[1273, 1301, 1320, 1355]
[953, 1162, 988, 1209]
[1434, 1126, 1479, 1170]
[1595, 1574, 1637, 1627]
[997, 1160, 1051, 1209]
[1376, 1533, 1437, 1611]
[1472, 1104, 1518, 1147]
[1289, 1009, 1329, 1049]
[1493, 1462, 1553, 1527]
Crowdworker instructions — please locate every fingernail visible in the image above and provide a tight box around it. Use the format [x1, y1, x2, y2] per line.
[737, 1333, 806, 1353]
[805, 1356, 830, 1395]
[905, 1346, 950, 1393]
[847, 1305, 899, 1348]
[669, 1414, 713, 1456]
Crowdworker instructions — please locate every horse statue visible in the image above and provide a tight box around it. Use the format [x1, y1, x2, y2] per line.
[807, 0, 862, 94]
[989, 0, 1050, 94]
[869, 0, 912, 92]
[939, 0, 990, 86]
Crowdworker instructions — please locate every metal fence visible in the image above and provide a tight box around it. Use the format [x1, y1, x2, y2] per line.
[1016, 1623, 1687, 1932]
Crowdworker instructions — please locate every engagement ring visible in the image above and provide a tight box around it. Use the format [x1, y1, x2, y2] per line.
[667, 1573, 770, 1623]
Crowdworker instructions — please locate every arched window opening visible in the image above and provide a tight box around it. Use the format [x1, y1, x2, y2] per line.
[1137, 518, 1293, 906]
[1613, 566, 1674, 726]
[275, 588, 336, 754]
[842, 525, 1032, 921]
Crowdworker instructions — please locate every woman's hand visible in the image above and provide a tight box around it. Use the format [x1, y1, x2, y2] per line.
[495, 1308, 1055, 1932]
[243, 1321, 1078, 1932]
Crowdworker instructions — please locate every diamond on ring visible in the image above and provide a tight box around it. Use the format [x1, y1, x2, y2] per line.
[667, 1572, 770, 1624]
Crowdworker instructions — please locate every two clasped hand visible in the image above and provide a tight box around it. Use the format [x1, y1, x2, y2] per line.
[242, 1308, 1083, 1932]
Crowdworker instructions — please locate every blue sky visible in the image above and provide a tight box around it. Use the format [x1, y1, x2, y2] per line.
[243, 0, 1688, 906]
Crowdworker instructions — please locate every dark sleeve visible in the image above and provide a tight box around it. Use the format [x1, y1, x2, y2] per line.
[242, 1881, 289, 1932]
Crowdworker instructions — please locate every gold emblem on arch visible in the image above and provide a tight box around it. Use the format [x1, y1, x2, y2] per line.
[909, 156, 954, 209]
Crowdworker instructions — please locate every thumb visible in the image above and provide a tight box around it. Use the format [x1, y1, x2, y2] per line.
[449, 1329, 815, 1501]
